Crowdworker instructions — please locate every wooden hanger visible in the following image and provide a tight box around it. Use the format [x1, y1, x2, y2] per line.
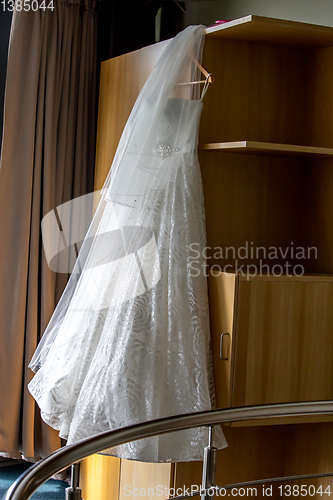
[194, 59, 214, 84]
[176, 55, 214, 86]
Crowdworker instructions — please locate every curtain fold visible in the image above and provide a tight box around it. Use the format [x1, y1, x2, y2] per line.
[0, 0, 97, 459]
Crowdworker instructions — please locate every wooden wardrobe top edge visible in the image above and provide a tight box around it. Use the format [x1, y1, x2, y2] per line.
[205, 15, 333, 49]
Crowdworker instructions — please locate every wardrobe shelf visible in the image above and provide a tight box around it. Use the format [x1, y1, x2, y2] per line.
[199, 141, 333, 157]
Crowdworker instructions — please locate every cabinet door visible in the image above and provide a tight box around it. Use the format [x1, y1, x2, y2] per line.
[232, 279, 333, 406]
[208, 271, 237, 409]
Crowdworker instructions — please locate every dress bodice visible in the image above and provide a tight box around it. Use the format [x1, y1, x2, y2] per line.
[105, 97, 203, 205]
[154, 98, 203, 152]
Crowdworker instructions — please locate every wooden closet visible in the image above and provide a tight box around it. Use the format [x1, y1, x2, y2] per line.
[81, 15, 333, 500]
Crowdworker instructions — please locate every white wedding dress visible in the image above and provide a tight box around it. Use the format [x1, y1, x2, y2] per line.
[28, 25, 227, 462]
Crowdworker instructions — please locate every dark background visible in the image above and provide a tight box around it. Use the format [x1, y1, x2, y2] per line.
[97, 0, 185, 61]
[0, 10, 12, 146]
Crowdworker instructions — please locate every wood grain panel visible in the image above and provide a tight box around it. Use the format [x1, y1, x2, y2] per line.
[303, 159, 333, 274]
[80, 455, 121, 500]
[200, 38, 308, 146]
[200, 152, 306, 269]
[233, 278, 333, 407]
[118, 459, 172, 500]
[301, 47, 333, 276]
[200, 37, 262, 144]
[306, 47, 333, 148]
[283, 423, 333, 499]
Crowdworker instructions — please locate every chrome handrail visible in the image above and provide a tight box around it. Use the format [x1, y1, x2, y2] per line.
[4, 401, 333, 500]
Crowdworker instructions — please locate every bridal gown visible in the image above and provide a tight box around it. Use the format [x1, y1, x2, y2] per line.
[28, 25, 227, 462]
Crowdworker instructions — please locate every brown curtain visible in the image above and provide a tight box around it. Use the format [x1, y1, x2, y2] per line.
[0, 0, 97, 460]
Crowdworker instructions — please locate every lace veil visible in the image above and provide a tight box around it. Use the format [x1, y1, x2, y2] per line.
[29, 25, 206, 371]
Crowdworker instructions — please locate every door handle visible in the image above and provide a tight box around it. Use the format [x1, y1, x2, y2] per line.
[220, 333, 230, 360]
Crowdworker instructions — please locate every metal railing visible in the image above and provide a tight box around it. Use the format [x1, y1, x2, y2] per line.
[3, 401, 333, 500]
